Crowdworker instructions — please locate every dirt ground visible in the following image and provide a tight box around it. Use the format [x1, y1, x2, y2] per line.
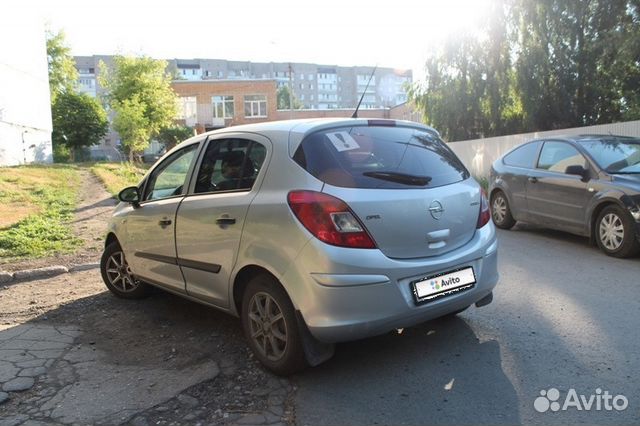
[0, 170, 295, 425]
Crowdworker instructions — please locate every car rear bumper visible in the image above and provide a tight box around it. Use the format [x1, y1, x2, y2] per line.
[281, 223, 499, 343]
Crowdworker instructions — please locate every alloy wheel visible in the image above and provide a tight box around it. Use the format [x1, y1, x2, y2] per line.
[247, 291, 288, 362]
[104, 251, 139, 293]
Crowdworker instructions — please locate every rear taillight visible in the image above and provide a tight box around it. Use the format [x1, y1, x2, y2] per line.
[287, 190, 376, 249]
[477, 189, 491, 228]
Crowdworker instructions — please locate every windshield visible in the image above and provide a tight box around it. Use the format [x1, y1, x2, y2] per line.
[580, 138, 640, 173]
[293, 125, 469, 189]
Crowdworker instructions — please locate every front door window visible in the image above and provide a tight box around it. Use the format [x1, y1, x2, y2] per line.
[144, 144, 199, 201]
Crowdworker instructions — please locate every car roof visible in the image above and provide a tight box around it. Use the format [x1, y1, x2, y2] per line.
[197, 117, 439, 140]
[528, 134, 640, 144]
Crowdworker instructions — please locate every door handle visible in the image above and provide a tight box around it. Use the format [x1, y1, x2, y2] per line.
[215, 217, 236, 225]
[158, 219, 172, 228]
[528, 177, 538, 183]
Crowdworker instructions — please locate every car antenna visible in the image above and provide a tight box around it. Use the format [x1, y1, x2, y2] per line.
[352, 65, 377, 119]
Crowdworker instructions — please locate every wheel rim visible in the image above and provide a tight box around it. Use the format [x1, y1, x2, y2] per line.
[105, 250, 139, 292]
[247, 291, 288, 362]
[492, 195, 507, 224]
[599, 213, 624, 251]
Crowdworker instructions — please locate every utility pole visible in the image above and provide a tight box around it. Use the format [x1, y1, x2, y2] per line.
[288, 63, 293, 119]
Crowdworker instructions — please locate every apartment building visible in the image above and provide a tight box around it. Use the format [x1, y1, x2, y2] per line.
[169, 59, 411, 110]
[73, 56, 414, 155]
[75, 56, 412, 110]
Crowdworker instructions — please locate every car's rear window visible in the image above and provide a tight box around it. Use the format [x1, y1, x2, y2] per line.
[293, 125, 469, 189]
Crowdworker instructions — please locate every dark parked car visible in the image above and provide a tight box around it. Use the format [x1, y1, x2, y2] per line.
[489, 135, 640, 258]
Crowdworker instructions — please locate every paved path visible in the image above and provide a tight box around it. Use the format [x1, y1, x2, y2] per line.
[0, 270, 293, 426]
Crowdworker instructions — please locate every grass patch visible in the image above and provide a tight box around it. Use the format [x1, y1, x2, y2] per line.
[475, 176, 489, 192]
[91, 162, 148, 197]
[0, 165, 82, 258]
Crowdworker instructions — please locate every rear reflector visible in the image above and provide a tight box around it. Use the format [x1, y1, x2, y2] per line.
[287, 190, 376, 249]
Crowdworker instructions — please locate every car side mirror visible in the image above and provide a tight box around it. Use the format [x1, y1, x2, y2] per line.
[118, 186, 141, 207]
[565, 165, 589, 181]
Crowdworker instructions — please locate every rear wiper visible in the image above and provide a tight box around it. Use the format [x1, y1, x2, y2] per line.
[363, 171, 432, 186]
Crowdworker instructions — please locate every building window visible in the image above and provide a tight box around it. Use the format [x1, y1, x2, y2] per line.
[177, 96, 197, 126]
[212, 95, 234, 119]
[299, 73, 304, 80]
[244, 95, 267, 118]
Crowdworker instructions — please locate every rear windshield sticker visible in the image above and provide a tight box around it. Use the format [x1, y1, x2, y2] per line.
[327, 132, 360, 152]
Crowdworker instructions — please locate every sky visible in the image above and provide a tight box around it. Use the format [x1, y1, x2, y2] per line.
[11, 0, 491, 81]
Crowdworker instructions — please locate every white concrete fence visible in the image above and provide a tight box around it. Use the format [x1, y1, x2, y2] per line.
[447, 120, 640, 179]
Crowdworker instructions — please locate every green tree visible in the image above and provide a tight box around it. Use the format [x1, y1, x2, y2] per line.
[512, 0, 640, 129]
[46, 29, 78, 103]
[408, 0, 523, 141]
[51, 91, 109, 162]
[409, 0, 640, 140]
[156, 124, 195, 151]
[99, 56, 178, 161]
[277, 85, 302, 110]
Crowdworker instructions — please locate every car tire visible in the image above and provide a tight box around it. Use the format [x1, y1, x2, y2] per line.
[491, 191, 516, 229]
[241, 274, 307, 376]
[595, 205, 640, 258]
[100, 242, 150, 299]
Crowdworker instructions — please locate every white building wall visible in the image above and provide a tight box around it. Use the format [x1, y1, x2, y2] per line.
[448, 120, 640, 179]
[0, 11, 52, 166]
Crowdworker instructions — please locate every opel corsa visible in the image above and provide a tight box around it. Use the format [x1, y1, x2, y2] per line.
[101, 118, 499, 374]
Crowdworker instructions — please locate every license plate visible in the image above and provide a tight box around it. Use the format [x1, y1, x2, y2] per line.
[412, 266, 476, 303]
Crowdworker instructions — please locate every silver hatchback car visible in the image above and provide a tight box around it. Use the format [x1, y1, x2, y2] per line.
[101, 118, 498, 374]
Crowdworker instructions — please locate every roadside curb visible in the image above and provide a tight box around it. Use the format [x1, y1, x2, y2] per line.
[0, 263, 100, 285]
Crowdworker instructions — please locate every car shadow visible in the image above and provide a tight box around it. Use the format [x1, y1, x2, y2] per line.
[293, 316, 521, 425]
[511, 222, 591, 246]
[505, 222, 640, 260]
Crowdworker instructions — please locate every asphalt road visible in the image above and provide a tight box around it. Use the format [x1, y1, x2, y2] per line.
[292, 224, 640, 425]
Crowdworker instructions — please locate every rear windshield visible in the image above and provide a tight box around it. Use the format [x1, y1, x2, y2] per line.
[293, 126, 469, 189]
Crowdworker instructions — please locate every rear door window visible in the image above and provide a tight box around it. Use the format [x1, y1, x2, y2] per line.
[503, 141, 541, 168]
[193, 138, 267, 193]
[293, 126, 468, 189]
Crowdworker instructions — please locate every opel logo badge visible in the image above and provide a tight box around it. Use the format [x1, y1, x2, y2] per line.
[429, 200, 444, 220]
